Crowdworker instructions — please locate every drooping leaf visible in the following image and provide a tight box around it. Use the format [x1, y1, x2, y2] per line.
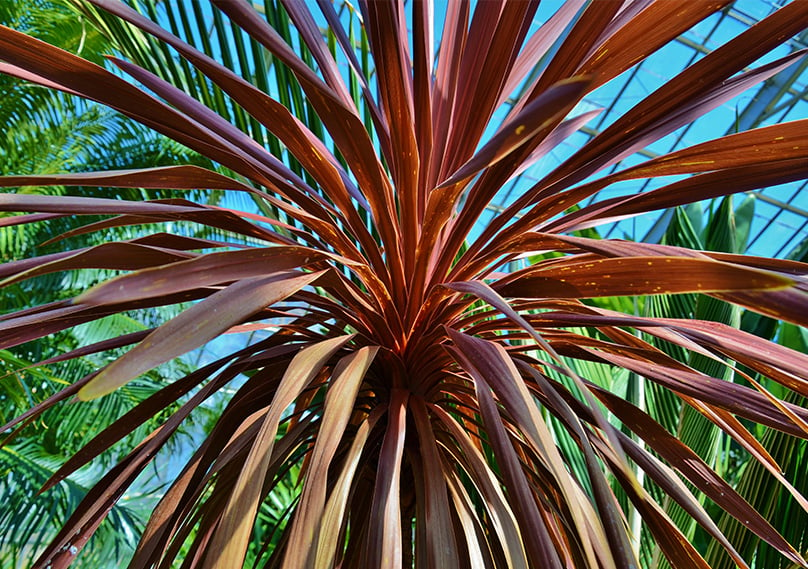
[79, 270, 325, 400]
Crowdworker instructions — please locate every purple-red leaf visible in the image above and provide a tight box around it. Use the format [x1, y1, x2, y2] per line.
[73, 246, 337, 305]
[78, 271, 324, 400]
[282, 346, 378, 569]
[366, 389, 409, 569]
[437, 77, 591, 189]
[497, 256, 793, 299]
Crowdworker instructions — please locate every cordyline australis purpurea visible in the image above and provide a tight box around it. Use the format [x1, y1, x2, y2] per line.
[1, 1, 808, 568]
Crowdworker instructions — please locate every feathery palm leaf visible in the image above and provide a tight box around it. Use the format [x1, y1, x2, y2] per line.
[706, 234, 808, 569]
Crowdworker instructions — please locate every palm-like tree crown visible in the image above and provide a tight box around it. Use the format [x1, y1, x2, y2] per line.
[1, 1, 808, 568]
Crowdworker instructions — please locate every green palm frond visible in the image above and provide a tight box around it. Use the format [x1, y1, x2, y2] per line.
[0, 436, 150, 569]
[706, 236, 808, 569]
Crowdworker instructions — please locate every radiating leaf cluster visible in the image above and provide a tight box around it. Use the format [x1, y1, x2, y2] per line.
[1, 1, 808, 568]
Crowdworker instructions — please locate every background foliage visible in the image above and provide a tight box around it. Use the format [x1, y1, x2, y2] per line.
[0, 1, 214, 565]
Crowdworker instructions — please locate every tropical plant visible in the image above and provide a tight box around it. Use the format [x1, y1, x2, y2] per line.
[1, 1, 808, 568]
